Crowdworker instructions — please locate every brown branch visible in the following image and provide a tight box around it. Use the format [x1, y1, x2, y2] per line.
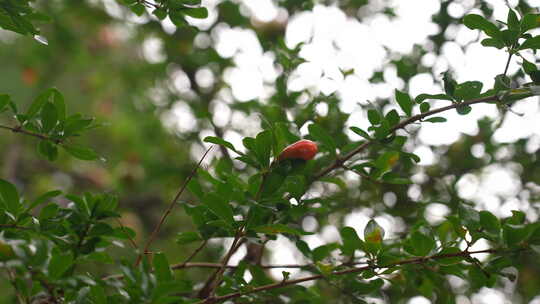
[197, 230, 246, 299]
[0, 124, 62, 144]
[197, 247, 516, 304]
[135, 146, 213, 266]
[178, 240, 209, 267]
[313, 95, 498, 180]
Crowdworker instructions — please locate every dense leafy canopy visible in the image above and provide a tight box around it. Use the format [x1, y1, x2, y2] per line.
[1, 0, 540, 303]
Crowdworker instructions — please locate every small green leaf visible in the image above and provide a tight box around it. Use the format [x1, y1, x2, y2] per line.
[419, 102, 430, 113]
[176, 231, 203, 244]
[385, 109, 400, 126]
[154, 253, 173, 282]
[507, 9, 519, 31]
[308, 123, 336, 155]
[415, 93, 453, 103]
[63, 144, 99, 160]
[395, 89, 413, 116]
[350, 127, 371, 140]
[425, 117, 447, 123]
[204, 136, 240, 154]
[27, 89, 53, 119]
[203, 193, 235, 227]
[503, 224, 528, 246]
[51, 88, 65, 121]
[479, 211, 500, 235]
[40, 102, 58, 133]
[481, 38, 505, 49]
[0, 94, 10, 112]
[519, 35, 540, 50]
[153, 8, 167, 20]
[48, 250, 74, 279]
[410, 231, 435, 256]
[253, 224, 312, 236]
[340, 226, 363, 256]
[463, 14, 500, 38]
[182, 7, 208, 19]
[38, 140, 58, 161]
[456, 105, 472, 115]
[521, 14, 540, 32]
[130, 3, 145, 16]
[454, 81, 483, 101]
[0, 179, 20, 216]
[367, 109, 381, 125]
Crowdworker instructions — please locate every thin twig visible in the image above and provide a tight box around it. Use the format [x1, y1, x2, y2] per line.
[178, 240, 209, 267]
[198, 229, 245, 299]
[196, 247, 521, 304]
[114, 218, 138, 250]
[503, 53, 513, 76]
[313, 94, 499, 181]
[0, 124, 62, 144]
[135, 146, 213, 266]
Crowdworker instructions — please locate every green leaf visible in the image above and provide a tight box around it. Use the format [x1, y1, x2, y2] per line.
[481, 38, 505, 49]
[367, 109, 381, 125]
[522, 58, 537, 75]
[381, 172, 412, 184]
[454, 81, 483, 101]
[51, 88, 65, 121]
[202, 193, 235, 227]
[153, 8, 167, 20]
[410, 231, 435, 256]
[395, 89, 413, 116]
[425, 117, 446, 123]
[442, 71, 458, 97]
[0, 179, 20, 216]
[27, 190, 62, 211]
[519, 35, 540, 50]
[456, 105, 472, 115]
[176, 231, 203, 244]
[63, 144, 99, 160]
[130, 3, 145, 16]
[308, 123, 336, 155]
[255, 130, 272, 168]
[64, 117, 94, 136]
[204, 136, 240, 154]
[340, 226, 363, 256]
[154, 253, 173, 282]
[40, 102, 58, 133]
[419, 102, 430, 113]
[48, 250, 74, 279]
[507, 9, 520, 31]
[385, 109, 400, 126]
[415, 93, 453, 103]
[521, 14, 540, 32]
[479, 211, 500, 235]
[0, 94, 10, 112]
[350, 127, 371, 140]
[27, 89, 53, 119]
[182, 7, 208, 19]
[253, 224, 312, 236]
[38, 140, 58, 161]
[463, 14, 500, 38]
[503, 224, 528, 246]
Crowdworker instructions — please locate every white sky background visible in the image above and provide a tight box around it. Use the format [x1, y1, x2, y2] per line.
[97, 0, 540, 302]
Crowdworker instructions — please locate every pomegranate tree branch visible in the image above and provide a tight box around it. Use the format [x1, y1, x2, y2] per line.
[135, 146, 213, 266]
[198, 247, 522, 304]
[313, 95, 499, 180]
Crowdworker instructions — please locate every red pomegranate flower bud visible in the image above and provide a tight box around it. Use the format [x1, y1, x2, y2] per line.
[278, 139, 318, 161]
